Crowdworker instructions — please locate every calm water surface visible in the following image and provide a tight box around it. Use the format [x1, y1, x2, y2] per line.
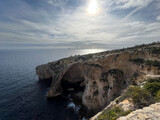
[0, 48, 106, 120]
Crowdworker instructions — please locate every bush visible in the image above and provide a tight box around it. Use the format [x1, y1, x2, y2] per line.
[155, 90, 160, 102]
[129, 58, 144, 65]
[123, 86, 154, 108]
[97, 107, 131, 120]
[150, 47, 160, 54]
[144, 78, 160, 96]
[145, 60, 160, 69]
[144, 82, 160, 96]
[147, 78, 160, 83]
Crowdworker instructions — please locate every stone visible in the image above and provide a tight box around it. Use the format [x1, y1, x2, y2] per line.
[118, 102, 160, 120]
[118, 99, 134, 111]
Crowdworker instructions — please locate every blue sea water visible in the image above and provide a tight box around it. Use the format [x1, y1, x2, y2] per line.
[0, 48, 105, 120]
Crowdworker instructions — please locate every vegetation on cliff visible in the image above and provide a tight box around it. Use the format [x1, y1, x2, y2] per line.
[120, 86, 154, 108]
[145, 60, 160, 69]
[144, 78, 160, 96]
[120, 78, 160, 108]
[129, 58, 160, 69]
[156, 91, 160, 102]
[97, 107, 131, 120]
[150, 47, 160, 54]
[96, 78, 160, 120]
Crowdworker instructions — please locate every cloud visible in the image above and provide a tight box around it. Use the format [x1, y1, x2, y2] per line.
[0, 0, 159, 49]
[106, 0, 155, 22]
[157, 16, 160, 21]
[47, 0, 67, 7]
[110, 0, 153, 9]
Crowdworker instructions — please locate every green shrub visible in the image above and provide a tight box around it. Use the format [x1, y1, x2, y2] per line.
[129, 58, 144, 65]
[145, 60, 160, 69]
[123, 86, 154, 108]
[150, 47, 160, 54]
[155, 90, 160, 102]
[147, 78, 160, 83]
[97, 107, 131, 120]
[144, 78, 160, 96]
[144, 82, 160, 96]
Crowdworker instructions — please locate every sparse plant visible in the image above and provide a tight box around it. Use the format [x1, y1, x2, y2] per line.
[144, 78, 160, 96]
[97, 107, 131, 120]
[121, 86, 154, 108]
[145, 60, 160, 69]
[129, 58, 144, 65]
[155, 90, 160, 102]
[150, 47, 160, 54]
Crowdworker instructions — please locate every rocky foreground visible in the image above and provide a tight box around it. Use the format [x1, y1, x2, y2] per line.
[118, 102, 160, 120]
[36, 42, 160, 119]
[90, 102, 160, 120]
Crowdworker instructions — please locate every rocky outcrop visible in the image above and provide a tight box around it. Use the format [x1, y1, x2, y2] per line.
[36, 42, 160, 115]
[89, 95, 135, 120]
[118, 102, 160, 120]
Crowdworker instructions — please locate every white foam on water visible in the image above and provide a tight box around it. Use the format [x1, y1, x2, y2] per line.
[82, 117, 87, 120]
[67, 101, 80, 113]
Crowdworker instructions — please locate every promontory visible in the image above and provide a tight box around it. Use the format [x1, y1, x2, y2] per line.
[36, 42, 160, 119]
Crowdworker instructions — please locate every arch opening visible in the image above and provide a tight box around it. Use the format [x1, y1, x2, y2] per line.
[61, 64, 85, 96]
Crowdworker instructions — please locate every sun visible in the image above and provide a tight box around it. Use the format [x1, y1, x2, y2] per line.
[87, 0, 98, 15]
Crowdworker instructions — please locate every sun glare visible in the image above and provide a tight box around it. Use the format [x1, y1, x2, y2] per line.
[87, 0, 98, 15]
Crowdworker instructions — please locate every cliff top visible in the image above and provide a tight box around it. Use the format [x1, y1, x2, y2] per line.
[46, 42, 160, 66]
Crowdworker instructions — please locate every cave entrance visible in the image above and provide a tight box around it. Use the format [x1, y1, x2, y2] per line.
[61, 64, 85, 95]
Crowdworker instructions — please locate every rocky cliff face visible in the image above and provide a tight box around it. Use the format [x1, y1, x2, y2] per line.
[36, 42, 160, 116]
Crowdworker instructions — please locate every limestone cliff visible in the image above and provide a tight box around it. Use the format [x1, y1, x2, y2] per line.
[36, 42, 160, 116]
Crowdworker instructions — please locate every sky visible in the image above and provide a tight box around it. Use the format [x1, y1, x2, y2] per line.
[0, 0, 160, 49]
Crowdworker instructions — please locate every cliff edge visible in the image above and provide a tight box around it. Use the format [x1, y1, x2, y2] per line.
[118, 102, 160, 120]
[36, 42, 160, 117]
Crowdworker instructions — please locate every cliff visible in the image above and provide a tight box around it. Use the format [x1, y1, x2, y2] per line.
[36, 42, 160, 117]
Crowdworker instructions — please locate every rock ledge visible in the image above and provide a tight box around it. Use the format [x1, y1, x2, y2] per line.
[118, 102, 160, 120]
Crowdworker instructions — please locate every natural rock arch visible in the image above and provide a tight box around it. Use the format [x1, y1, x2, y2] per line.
[61, 63, 86, 95]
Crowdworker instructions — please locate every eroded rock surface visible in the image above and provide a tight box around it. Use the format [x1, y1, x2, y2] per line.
[36, 42, 160, 114]
[118, 102, 160, 120]
[89, 95, 135, 120]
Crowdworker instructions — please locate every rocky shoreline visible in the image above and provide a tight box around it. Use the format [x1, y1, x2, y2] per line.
[36, 42, 160, 119]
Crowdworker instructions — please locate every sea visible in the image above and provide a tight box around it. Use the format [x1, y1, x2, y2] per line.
[0, 48, 106, 120]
